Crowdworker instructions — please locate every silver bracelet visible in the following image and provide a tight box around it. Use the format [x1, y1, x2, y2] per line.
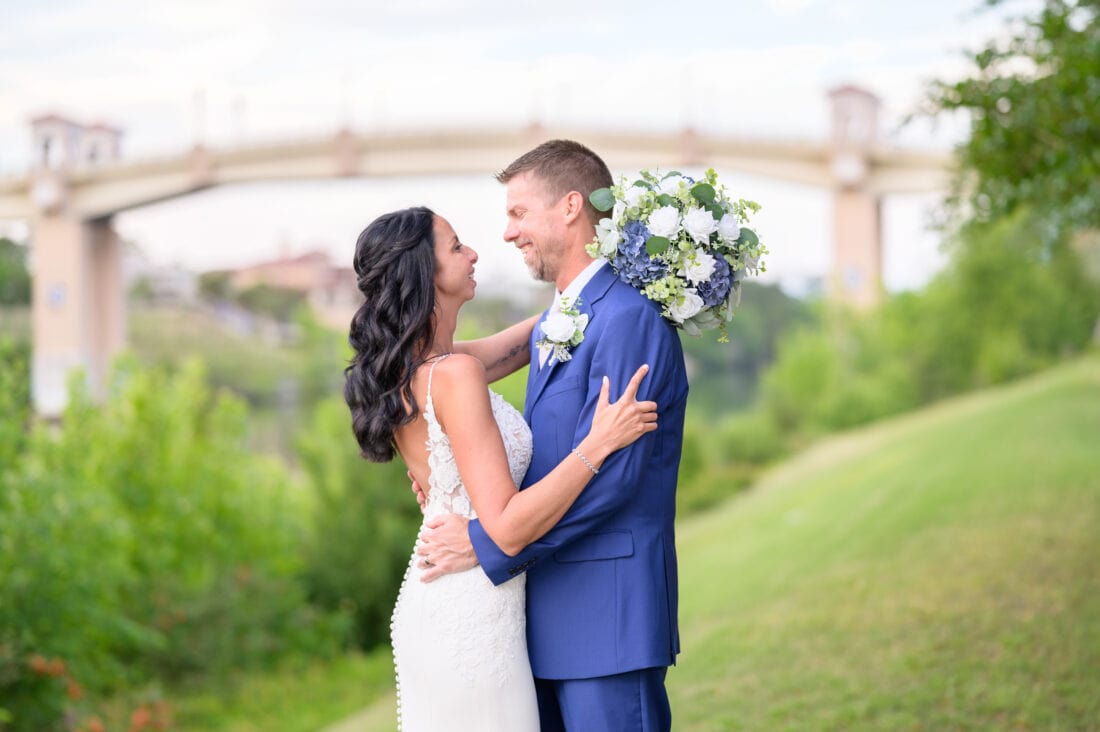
[572, 448, 599, 475]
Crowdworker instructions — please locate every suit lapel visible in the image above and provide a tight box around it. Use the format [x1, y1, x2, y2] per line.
[524, 306, 551, 418]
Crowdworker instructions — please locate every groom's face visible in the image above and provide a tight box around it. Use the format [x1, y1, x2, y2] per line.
[503, 171, 566, 284]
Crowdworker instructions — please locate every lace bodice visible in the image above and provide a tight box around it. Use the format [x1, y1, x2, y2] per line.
[422, 356, 533, 521]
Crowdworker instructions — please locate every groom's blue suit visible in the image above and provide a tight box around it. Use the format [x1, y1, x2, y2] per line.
[469, 264, 688, 729]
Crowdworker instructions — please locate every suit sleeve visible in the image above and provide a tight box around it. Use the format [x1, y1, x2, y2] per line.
[469, 300, 686, 585]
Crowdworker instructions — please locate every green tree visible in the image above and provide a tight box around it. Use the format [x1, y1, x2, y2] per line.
[0, 238, 31, 305]
[236, 283, 306, 322]
[923, 0, 1100, 236]
[197, 270, 233, 301]
[681, 282, 813, 415]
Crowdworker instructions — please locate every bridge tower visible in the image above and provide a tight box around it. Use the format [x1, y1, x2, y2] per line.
[828, 85, 883, 309]
[28, 114, 126, 415]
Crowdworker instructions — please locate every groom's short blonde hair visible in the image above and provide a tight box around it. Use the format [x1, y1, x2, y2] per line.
[495, 139, 613, 225]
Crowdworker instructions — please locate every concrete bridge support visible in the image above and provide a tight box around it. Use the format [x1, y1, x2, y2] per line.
[31, 211, 124, 415]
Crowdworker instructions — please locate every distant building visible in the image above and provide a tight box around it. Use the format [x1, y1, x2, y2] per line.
[227, 249, 361, 330]
[31, 113, 122, 170]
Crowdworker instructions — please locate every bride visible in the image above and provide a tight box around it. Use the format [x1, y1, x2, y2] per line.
[343, 206, 657, 730]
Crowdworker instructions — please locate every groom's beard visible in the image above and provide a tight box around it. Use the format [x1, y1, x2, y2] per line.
[522, 240, 563, 284]
[527, 259, 552, 283]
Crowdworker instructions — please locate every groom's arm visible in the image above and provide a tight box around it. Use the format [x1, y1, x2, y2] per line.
[470, 306, 686, 586]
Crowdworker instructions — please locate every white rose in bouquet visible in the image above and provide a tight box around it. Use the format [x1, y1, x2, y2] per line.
[624, 185, 648, 209]
[667, 289, 705, 323]
[658, 175, 688, 196]
[679, 249, 717, 285]
[717, 213, 741, 243]
[647, 206, 682, 239]
[683, 206, 719, 245]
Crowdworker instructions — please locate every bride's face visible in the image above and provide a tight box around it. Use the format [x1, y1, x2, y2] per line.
[503, 171, 566, 284]
[432, 215, 478, 305]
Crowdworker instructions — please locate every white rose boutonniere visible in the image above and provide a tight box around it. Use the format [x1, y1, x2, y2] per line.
[535, 296, 589, 363]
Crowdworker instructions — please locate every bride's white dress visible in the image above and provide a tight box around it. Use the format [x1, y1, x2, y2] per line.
[390, 356, 539, 731]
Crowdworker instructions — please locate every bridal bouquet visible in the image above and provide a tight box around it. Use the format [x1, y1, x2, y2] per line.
[586, 168, 766, 342]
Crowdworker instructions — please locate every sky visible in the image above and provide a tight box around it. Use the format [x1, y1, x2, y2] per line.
[0, 0, 1039, 300]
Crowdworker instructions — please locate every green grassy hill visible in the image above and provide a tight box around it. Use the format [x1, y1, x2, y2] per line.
[670, 355, 1100, 730]
[194, 355, 1100, 731]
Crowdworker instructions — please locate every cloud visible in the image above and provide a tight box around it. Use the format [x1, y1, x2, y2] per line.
[766, 0, 818, 17]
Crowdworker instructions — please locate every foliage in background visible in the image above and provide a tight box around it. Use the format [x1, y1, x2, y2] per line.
[0, 238, 31, 306]
[129, 307, 300, 410]
[681, 282, 812, 415]
[296, 397, 423, 651]
[759, 210, 1099, 437]
[755, 0, 1100, 444]
[0, 357, 347, 731]
[922, 0, 1100, 237]
[0, 338, 30, 469]
[235, 284, 306, 323]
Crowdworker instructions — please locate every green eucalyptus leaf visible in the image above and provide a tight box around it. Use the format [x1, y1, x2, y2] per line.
[691, 183, 716, 205]
[632, 180, 649, 189]
[662, 170, 682, 179]
[645, 236, 670, 256]
[656, 194, 676, 207]
[590, 188, 615, 212]
[707, 202, 725, 220]
[738, 228, 759, 247]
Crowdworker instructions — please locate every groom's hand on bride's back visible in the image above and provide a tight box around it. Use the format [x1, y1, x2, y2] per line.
[408, 470, 427, 513]
[417, 514, 478, 582]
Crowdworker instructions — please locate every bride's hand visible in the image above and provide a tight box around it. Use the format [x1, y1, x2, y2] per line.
[589, 364, 658, 453]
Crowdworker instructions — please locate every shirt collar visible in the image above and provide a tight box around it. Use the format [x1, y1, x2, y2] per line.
[553, 259, 606, 307]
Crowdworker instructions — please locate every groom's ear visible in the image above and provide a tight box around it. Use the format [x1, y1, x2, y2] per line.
[560, 190, 586, 226]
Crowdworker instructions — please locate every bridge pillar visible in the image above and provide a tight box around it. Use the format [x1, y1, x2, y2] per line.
[828, 85, 883, 309]
[30, 210, 125, 416]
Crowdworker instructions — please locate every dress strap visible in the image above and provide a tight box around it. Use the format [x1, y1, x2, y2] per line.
[424, 353, 451, 414]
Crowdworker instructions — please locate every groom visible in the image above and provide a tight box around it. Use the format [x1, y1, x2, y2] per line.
[417, 139, 689, 731]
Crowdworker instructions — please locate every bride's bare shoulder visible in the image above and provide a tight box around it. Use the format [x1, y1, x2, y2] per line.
[429, 353, 487, 388]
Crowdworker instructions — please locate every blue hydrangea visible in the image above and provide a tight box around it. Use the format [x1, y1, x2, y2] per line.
[695, 254, 732, 308]
[612, 220, 668, 287]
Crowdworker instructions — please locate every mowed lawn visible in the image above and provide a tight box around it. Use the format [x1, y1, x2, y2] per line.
[669, 355, 1100, 730]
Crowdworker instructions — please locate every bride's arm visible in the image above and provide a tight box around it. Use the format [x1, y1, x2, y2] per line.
[452, 314, 538, 383]
[432, 354, 655, 557]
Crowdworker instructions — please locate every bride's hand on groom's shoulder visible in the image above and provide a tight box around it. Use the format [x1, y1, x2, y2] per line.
[417, 514, 478, 583]
[590, 364, 659, 453]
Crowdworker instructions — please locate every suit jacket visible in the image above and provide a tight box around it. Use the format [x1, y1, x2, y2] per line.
[468, 265, 689, 680]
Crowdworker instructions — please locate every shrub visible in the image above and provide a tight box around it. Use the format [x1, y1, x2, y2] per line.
[296, 397, 423, 650]
[0, 357, 345, 730]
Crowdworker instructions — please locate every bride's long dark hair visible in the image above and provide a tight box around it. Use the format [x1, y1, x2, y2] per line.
[344, 206, 437, 462]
